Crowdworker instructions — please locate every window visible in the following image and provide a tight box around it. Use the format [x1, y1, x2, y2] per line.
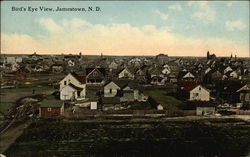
[77, 91, 81, 97]
[199, 87, 201, 90]
[93, 71, 98, 76]
[109, 89, 112, 93]
[47, 108, 52, 111]
[64, 81, 67, 85]
[124, 73, 128, 77]
[193, 93, 199, 97]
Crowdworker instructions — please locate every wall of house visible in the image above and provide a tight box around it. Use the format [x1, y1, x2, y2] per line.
[60, 86, 75, 100]
[118, 69, 134, 79]
[104, 82, 120, 97]
[60, 74, 86, 100]
[196, 107, 215, 116]
[190, 86, 210, 101]
[40, 107, 61, 117]
[240, 93, 250, 102]
[60, 74, 85, 90]
[230, 72, 238, 79]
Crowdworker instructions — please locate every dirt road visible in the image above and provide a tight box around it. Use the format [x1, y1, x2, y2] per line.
[0, 120, 31, 154]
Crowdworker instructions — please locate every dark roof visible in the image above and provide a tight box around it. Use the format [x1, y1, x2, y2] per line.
[69, 83, 83, 91]
[40, 99, 62, 108]
[224, 83, 244, 93]
[102, 97, 120, 104]
[178, 81, 202, 92]
[71, 72, 86, 83]
[116, 67, 134, 75]
[86, 68, 106, 76]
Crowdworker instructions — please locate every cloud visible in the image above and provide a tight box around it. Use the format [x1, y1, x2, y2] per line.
[153, 9, 169, 20]
[38, 18, 64, 34]
[1, 18, 249, 57]
[188, 1, 216, 23]
[225, 20, 247, 31]
[168, 4, 182, 11]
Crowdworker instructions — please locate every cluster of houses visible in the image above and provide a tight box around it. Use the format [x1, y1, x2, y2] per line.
[1, 52, 249, 117]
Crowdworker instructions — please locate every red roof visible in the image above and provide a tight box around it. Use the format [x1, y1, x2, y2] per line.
[75, 75, 86, 84]
[69, 83, 83, 91]
[71, 73, 86, 84]
[178, 81, 202, 92]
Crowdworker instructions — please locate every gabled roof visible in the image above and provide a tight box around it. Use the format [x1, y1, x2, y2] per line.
[104, 81, 121, 89]
[178, 81, 202, 92]
[71, 72, 86, 84]
[236, 84, 250, 92]
[86, 68, 106, 76]
[117, 67, 134, 75]
[105, 80, 136, 89]
[40, 99, 62, 108]
[223, 83, 244, 93]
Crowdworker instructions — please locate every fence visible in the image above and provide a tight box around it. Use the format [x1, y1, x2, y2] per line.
[235, 110, 250, 115]
[63, 109, 196, 117]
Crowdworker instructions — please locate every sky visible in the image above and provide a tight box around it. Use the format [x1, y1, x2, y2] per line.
[1, 1, 249, 57]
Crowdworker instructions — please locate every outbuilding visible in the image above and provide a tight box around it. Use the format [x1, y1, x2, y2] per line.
[39, 99, 64, 117]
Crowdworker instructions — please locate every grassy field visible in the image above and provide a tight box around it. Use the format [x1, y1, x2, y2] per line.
[0, 78, 57, 115]
[143, 88, 185, 110]
[4, 118, 250, 157]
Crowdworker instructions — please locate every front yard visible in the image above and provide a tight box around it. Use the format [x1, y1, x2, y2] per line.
[143, 88, 185, 110]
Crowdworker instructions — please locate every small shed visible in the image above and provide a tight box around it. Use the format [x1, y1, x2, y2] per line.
[157, 104, 164, 110]
[196, 107, 215, 116]
[39, 99, 64, 117]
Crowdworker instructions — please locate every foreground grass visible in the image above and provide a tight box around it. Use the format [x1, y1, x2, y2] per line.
[4, 118, 250, 157]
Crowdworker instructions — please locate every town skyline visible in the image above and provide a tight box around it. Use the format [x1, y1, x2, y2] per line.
[1, 1, 249, 57]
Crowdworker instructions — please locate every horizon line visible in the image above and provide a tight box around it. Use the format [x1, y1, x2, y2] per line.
[1, 52, 249, 58]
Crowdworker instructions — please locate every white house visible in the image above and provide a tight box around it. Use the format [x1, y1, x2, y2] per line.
[229, 71, 238, 79]
[109, 61, 118, 70]
[104, 81, 121, 97]
[6, 56, 22, 64]
[118, 68, 134, 80]
[162, 68, 171, 75]
[189, 85, 210, 101]
[224, 66, 233, 74]
[60, 73, 86, 100]
[68, 60, 75, 67]
[183, 72, 195, 79]
[205, 67, 211, 74]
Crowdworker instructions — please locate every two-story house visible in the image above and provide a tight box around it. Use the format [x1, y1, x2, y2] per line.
[60, 73, 86, 100]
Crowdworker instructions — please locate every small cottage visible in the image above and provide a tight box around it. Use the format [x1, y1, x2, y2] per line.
[39, 99, 64, 117]
[118, 68, 134, 80]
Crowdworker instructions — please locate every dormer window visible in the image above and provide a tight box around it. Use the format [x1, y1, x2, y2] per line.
[64, 81, 67, 85]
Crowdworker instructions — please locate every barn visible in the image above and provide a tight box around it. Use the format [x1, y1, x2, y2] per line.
[39, 99, 64, 117]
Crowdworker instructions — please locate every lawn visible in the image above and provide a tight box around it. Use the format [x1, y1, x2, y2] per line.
[143, 89, 185, 110]
[0, 84, 56, 116]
